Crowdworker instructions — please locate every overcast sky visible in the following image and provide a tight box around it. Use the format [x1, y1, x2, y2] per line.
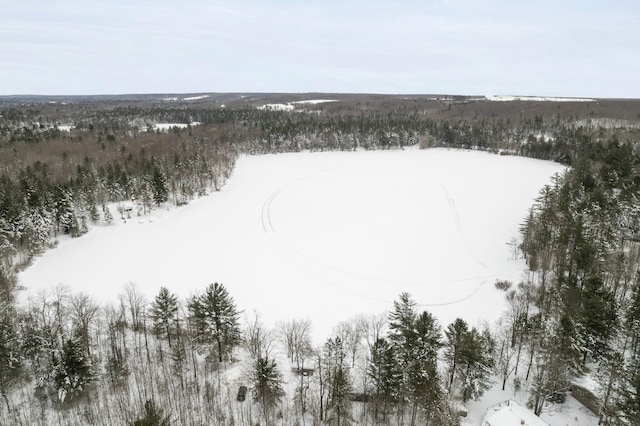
[1, 0, 638, 97]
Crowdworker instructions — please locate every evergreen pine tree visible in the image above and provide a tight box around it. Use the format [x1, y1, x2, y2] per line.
[323, 336, 352, 426]
[388, 294, 445, 425]
[458, 327, 494, 402]
[577, 276, 618, 364]
[150, 287, 179, 347]
[0, 301, 22, 411]
[52, 337, 95, 404]
[368, 337, 401, 422]
[622, 371, 640, 424]
[388, 292, 417, 349]
[188, 282, 241, 363]
[444, 318, 468, 392]
[52, 186, 77, 235]
[131, 399, 171, 426]
[408, 311, 442, 424]
[103, 206, 114, 224]
[252, 356, 285, 424]
[150, 167, 169, 205]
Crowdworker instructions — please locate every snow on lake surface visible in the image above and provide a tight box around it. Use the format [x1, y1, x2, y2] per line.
[19, 148, 565, 341]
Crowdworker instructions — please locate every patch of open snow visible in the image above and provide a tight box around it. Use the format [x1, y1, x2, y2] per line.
[257, 103, 295, 111]
[183, 95, 210, 101]
[483, 400, 548, 426]
[145, 122, 201, 132]
[486, 95, 595, 102]
[291, 99, 338, 105]
[32, 123, 74, 131]
[464, 375, 599, 426]
[535, 132, 555, 142]
[18, 149, 564, 343]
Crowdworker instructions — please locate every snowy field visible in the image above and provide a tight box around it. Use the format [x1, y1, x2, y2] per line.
[143, 122, 201, 132]
[19, 148, 565, 342]
[486, 95, 595, 102]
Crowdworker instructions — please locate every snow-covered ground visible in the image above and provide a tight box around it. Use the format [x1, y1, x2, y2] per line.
[486, 95, 595, 102]
[465, 375, 599, 426]
[258, 99, 337, 111]
[291, 99, 338, 104]
[19, 148, 564, 343]
[143, 122, 201, 132]
[257, 103, 295, 111]
[182, 95, 209, 101]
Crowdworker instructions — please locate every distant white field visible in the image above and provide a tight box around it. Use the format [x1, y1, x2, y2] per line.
[19, 149, 564, 340]
[486, 95, 595, 102]
[183, 95, 209, 101]
[291, 99, 338, 104]
[257, 103, 295, 111]
[258, 100, 337, 111]
[144, 122, 201, 132]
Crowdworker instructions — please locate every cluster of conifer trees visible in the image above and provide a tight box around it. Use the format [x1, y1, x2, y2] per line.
[519, 136, 640, 423]
[1, 277, 498, 425]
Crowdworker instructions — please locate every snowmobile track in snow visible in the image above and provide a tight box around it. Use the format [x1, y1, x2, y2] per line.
[260, 168, 496, 307]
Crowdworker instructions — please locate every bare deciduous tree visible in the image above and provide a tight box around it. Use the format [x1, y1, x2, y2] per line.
[121, 282, 147, 332]
[68, 292, 100, 357]
[333, 316, 367, 368]
[244, 310, 276, 359]
[278, 318, 313, 369]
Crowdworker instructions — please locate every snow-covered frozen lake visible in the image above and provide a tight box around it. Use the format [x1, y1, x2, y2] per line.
[19, 148, 565, 340]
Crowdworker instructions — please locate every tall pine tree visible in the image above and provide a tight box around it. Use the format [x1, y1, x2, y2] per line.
[150, 286, 179, 347]
[188, 282, 241, 363]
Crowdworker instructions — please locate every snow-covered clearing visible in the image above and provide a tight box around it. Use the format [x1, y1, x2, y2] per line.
[182, 94, 209, 101]
[258, 100, 336, 111]
[257, 103, 295, 111]
[19, 148, 564, 342]
[144, 122, 201, 132]
[486, 95, 595, 102]
[291, 99, 338, 104]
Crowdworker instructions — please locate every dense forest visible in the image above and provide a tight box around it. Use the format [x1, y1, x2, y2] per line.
[1, 94, 640, 425]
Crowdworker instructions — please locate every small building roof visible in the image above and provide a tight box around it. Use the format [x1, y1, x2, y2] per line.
[485, 402, 548, 426]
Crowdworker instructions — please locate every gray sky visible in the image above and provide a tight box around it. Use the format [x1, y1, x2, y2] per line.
[1, 0, 638, 97]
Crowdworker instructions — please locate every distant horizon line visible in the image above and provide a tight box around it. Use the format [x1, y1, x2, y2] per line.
[1, 92, 636, 101]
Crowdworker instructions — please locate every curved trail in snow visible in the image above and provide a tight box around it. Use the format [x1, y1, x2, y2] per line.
[260, 168, 497, 306]
[440, 182, 488, 269]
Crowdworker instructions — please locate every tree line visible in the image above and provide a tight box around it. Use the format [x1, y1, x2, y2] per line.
[1, 279, 499, 425]
[519, 136, 640, 424]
